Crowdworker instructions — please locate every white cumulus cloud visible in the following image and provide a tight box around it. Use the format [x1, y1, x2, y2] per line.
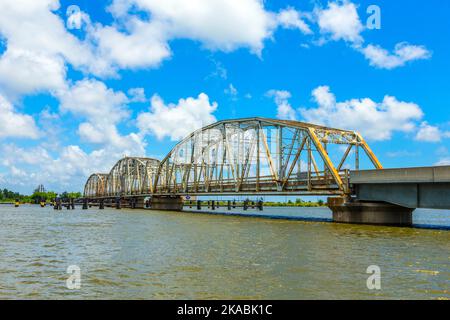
[314, 1, 431, 70]
[91, 21, 171, 71]
[415, 122, 450, 142]
[137, 93, 218, 141]
[266, 90, 297, 120]
[0, 142, 147, 192]
[95, 0, 318, 72]
[415, 122, 442, 142]
[111, 0, 275, 54]
[276, 7, 312, 35]
[361, 42, 431, 69]
[57, 79, 146, 152]
[316, 0, 363, 43]
[268, 86, 425, 141]
[0, 94, 40, 139]
[300, 86, 424, 140]
[0, 0, 97, 97]
[0, 48, 67, 98]
[57, 79, 129, 123]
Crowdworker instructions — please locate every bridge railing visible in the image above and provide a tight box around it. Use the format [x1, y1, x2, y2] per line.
[149, 169, 350, 196]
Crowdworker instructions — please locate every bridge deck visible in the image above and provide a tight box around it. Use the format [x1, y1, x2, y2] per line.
[350, 166, 450, 184]
[350, 166, 450, 209]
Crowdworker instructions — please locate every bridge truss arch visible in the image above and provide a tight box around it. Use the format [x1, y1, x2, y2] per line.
[153, 118, 382, 196]
[105, 157, 160, 197]
[83, 118, 383, 198]
[84, 173, 108, 198]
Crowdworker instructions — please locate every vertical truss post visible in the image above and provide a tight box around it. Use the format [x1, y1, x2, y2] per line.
[307, 138, 312, 191]
[256, 123, 260, 192]
[355, 145, 360, 170]
[323, 141, 328, 180]
[259, 123, 278, 183]
[278, 126, 283, 181]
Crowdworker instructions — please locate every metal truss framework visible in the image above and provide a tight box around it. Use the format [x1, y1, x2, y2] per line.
[84, 157, 160, 197]
[84, 118, 382, 198]
[84, 173, 108, 198]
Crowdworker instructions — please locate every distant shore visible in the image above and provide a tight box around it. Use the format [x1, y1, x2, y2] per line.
[264, 202, 326, 207]
[187, 200, 326, 208]
[0, 201, 326, 208]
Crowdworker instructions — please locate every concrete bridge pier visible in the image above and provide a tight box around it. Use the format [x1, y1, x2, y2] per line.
[150, 195, 183, 211]
[327, 197, 414, 226]
[133, 197, 146, 209]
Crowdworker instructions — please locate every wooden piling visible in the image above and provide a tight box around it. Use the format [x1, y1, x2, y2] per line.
[82, 199, 88, 210]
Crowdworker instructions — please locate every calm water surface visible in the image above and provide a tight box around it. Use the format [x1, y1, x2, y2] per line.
[0, 205, 448, 299]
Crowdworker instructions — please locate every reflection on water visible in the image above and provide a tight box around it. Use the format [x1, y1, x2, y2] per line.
[0, 205, 448, 299]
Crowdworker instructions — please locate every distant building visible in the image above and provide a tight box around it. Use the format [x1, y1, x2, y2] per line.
[34, 184, 46, 193]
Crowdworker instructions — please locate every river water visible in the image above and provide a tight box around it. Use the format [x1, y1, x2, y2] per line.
[0, 204, 448, 299]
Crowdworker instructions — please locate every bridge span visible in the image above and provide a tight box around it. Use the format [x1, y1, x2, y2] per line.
[82, 117, 450, 226]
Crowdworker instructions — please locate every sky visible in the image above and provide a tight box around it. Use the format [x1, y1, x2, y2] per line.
[0, 0, 449, 194]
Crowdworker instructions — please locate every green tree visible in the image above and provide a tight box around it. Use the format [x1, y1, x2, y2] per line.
[67, 192, 82, 199]
[31, 191, 58, 202]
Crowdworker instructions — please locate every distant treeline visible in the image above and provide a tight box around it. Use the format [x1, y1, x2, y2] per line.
[0, 189, 82, 203]
[264, 199, 325, 207]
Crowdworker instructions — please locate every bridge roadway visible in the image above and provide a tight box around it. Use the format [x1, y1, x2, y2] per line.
[327, 165, 450, 226]
[351, 165, 450, 209]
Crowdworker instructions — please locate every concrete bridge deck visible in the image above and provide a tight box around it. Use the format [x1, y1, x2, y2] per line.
[351, 165, 450, 184]
[350, 166, 450, 210]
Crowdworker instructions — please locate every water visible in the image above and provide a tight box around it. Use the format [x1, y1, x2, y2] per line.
[0, 204, 448, 299]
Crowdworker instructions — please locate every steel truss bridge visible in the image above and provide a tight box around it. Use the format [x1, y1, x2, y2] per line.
[84, 118, 383, 198]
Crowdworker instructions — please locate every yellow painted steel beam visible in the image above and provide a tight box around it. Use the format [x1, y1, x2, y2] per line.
[356, 133, 383, 169]
[337, 145, 353, 171]
[307, 128, 344, 189]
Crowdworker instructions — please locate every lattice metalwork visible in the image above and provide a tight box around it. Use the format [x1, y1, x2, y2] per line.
[153, 118, 382, 196]
[84, 173, 108, 197]
[83, 118, 382, 197]
[104, 157, 160, 197]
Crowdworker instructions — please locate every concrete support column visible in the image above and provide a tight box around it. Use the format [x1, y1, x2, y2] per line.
[134, 197, 146, 209]
[115, 197, 121, 209]
[150, 196, 183, 211]
[82, 199, 88, 210]
[327, 197, 414, 226]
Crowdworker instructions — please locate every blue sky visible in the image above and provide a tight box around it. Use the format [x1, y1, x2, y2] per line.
[0, 0, 449, 193]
